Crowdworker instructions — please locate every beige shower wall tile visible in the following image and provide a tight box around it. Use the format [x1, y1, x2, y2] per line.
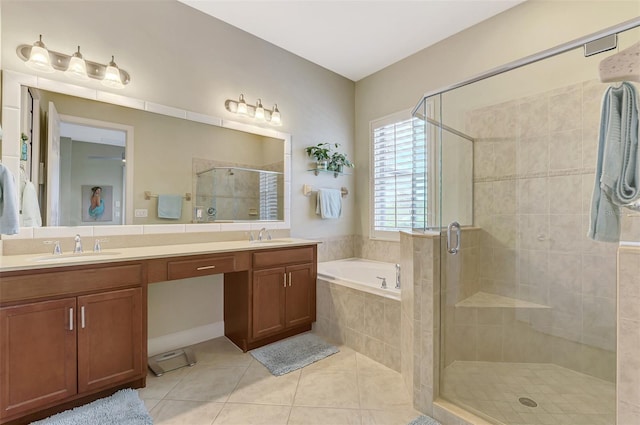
[518, 94, 549, 138]
[548, 174, 582, 214]
[582, 253, 616, 299]
[548, 84, 582, 133]
[518, 135, 549, 176]
[549, 214, 583, 253]
[549, 129, 582, 171]
[619, 250, 640, 321]
[517, 177, 549, 214]
[474, 141, 495, 180]
[618, 318, 640, 408]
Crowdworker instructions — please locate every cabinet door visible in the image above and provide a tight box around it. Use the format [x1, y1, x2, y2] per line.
[285, 263, 315, 328]
[252, 267, 286, 339]
[77, 288, 143, 394]
[0, 298, 77, 419]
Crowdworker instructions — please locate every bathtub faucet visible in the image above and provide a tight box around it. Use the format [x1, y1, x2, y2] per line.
[395, 264, 401, 289]
[376, 276, 387, 289]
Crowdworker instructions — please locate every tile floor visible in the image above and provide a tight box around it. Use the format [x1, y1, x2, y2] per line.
[441, 361, 616, 425]
[139, 336, 421, 425]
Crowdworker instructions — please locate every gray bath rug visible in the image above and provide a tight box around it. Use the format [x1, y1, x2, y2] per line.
[407, 415, 442, 425]
[250, 332, 339, 376]
[31, 388, 152, 425]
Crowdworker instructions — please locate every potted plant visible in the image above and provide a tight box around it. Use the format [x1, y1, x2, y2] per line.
[328, 151, 355, 174]
[305, 142, 335, 170]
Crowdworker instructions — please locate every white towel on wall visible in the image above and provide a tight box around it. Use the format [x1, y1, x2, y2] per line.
[0, 164, 20, 235]
[315, 188, 342, 219]
[20, 181, 42, 227]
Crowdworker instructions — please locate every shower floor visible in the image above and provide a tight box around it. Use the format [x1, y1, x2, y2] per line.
[441, 361, 615, 425]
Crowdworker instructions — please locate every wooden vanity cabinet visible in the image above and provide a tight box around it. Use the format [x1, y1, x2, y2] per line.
[0, 264, 145, 424]
[225, 245, 317, 351]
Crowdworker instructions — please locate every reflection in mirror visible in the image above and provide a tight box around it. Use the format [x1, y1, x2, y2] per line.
[22, 86, 287, 226]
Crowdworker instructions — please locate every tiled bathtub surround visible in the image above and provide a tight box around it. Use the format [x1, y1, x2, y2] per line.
[315, 234, 401, 264]
[314, 279, 401, 371]
[463, 79, 624, 381]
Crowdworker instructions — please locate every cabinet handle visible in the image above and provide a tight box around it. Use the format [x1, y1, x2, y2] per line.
[69, 307, 74, 331]
[196, 265, 217, 271]
[283, 274, 287, 287]
[288, 272, 292, 286]
[81, 306, 86, 329]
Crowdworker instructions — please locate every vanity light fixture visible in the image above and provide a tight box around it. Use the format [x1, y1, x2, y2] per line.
[225, 94, 282, 126]
[64, 46, 89, 81]
[17, 35, 131, 88]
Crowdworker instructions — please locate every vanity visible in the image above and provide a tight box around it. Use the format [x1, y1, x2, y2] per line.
[0, 239, 317, 424]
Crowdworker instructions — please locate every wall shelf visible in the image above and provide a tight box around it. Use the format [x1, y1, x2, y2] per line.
[307, 169, 352, 178]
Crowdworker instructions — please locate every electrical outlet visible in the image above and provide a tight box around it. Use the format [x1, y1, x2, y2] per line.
[135, 209, 148, 218]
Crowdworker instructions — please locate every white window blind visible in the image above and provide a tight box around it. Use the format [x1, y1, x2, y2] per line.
[372, 114, 427, 237]
[259, 172, 279, 220]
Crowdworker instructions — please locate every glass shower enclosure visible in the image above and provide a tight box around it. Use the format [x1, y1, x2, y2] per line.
[413, 23, 640, 425]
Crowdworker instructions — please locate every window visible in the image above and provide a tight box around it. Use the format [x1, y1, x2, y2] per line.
[371, 111, 428, 239]
[259, 172, 279, 220]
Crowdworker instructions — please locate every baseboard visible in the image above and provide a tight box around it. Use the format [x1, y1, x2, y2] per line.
[147, 321, 225, 356]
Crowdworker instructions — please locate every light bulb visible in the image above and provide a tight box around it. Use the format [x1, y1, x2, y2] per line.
[237, 94, 248, 115]
[270, 104, 281, 126]
[255, 99, 265, 121]
[25, 35, 54, 73]
[102, 56, 124, 89]
[65, 46, 89, 81]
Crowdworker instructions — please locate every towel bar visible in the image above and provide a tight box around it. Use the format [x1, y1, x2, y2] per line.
[302, 184, 348, 197]
[144, 191, 191, 202]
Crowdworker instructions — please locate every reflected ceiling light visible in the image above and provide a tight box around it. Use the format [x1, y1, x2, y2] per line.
[25, 35, 55, 73]
[64, 46, 89, 81]
[225, 94, 282, 126]
[17, 36, 131, 88]
[101, 56, 124, 89]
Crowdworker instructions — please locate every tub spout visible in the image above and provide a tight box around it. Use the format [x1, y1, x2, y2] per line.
[395, 263, 401, 289]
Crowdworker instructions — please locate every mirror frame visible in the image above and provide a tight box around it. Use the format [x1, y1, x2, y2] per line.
[1, 70, 291, 239]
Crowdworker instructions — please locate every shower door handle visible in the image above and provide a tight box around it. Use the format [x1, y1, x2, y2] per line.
[447, 221, 461, 255]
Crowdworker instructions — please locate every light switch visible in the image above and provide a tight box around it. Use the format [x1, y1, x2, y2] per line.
[135, 209, 148, 217]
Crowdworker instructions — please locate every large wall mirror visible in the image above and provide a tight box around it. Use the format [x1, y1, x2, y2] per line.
[1, 71, 291, 235]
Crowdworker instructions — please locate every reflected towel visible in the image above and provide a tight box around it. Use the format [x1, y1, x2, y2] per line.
[158, 194, 183, 219]
[20, 181, 42, 227]
[315, 188, 342, 219]
[0, 164, 20, 234]
[589, 82, 640, 242]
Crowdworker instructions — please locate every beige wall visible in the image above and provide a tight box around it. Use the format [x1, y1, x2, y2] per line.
[355, 0, 640, 236]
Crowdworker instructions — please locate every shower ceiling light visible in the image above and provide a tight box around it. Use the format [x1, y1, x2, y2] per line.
[225, 94, 282, 126]
[17, 35, 131, 88]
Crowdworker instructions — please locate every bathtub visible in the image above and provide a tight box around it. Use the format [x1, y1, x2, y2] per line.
[317, 258, 401, 301]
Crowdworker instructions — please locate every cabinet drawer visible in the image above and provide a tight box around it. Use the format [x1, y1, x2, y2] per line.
[0, 263, 144, 303]
[167, 255, 236, 280]
[253, 246, 315, 269]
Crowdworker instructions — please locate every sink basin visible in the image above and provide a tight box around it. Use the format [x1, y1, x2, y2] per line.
[31, 252, 122, 263]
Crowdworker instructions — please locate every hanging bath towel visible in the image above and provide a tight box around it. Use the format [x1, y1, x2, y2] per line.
[20, 181, 42, 227]
[0, 164, 20, 235]
[158, 194, 183, 219]
[315, 188, 342, 219]
[588, 82, 640, 242]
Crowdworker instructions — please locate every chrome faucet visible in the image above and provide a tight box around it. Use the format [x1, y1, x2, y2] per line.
[395, 264, 401, 289]
[93, 239, 102, 253]
[73, 234, 83, 254]
[257, 227, 272, 241]
[376, 276, 387, 289]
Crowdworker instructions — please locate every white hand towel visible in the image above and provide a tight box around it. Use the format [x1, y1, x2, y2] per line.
[158, 194, 183, 219]
[0, 164, 20, 234]
[20, 181, 42, 227]
[315, 188, 342, 219]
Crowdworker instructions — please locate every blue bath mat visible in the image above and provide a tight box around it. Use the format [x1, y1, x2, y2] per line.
[250, 332, 339, 376]
[31, 388, 152, 425]
[408, 415, 442, 425]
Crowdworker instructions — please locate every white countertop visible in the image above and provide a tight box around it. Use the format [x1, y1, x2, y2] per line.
[0, 238, 320, 272]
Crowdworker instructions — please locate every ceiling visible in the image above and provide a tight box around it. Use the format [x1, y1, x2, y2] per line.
[179, 0, 525, 81]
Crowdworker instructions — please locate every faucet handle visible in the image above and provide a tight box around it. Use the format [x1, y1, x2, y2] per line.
[266, 229, 272, 241]
[376, 276, 387, 289]
[249, 231, 255, 242]
[44, 240, 63, 255]
[93, 239, 102, 253]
